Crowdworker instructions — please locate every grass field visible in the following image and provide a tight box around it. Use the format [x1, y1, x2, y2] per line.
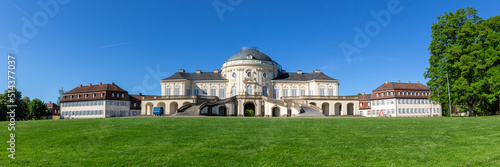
[2, 116, 500, 166]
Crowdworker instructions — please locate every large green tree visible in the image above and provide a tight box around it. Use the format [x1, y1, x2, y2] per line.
[0, 89, 25, 121]
[28, 99, 48, 120]
[425, 7, 500, 116]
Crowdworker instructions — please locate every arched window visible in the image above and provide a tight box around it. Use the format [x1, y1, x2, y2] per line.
[246, 85, 252, 95]
[262, 86, 268, 97]
[231, 86, 236, 97]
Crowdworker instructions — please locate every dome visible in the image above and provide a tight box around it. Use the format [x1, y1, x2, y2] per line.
[227, 46, 272, 61]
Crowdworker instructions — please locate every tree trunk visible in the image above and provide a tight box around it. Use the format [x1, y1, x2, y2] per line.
[468, 95, 474, 116]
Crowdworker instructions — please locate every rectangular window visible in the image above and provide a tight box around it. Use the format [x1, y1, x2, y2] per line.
[219, 89, 225, 99]
[211, 89, 216, 96]
[186, 89, 191, 95]
[274, 90, 279, 99]
[166, 88, 171, 96]
[283, 89, 288, 97]
[194, 89, 199, 95]
[309, 90, 314, 96]
[202, 89, 208, 96]
[291, 89, 297, 96]
[300, 90, 306, 96]
[174, 88, 180, 95]
[328, 89, 334, 96]
[319, 89, 325, 96]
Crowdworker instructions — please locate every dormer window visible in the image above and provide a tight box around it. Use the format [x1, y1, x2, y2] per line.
[85, 94, 88, 98]
[122, 94, 125, 98]
[247, 55, 253, 59]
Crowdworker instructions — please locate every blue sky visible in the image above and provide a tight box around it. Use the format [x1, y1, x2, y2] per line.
[1, 0, 499, 103]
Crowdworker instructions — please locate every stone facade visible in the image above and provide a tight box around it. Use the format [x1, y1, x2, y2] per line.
[141, 46, 359, 117]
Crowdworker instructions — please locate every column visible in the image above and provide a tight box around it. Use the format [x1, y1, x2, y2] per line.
[256, 100, 262, 116]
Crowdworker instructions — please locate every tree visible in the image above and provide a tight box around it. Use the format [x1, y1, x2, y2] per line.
[19, 97, 30, 120]
[56, 87, 65, 106]
[0, 89, 24, 121]
[425, 7, 500, 116]
[28, 99, 48, 120]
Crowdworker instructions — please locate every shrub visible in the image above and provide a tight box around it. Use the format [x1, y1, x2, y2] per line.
[244, 109, 254, 116]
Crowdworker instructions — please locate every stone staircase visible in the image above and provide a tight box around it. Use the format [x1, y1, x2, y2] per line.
[173, 105, 201, 116]
[296, 106, 326, 117]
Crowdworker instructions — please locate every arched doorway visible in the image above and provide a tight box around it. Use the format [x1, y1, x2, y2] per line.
[218, 105, 227, 116]
[272, 107, 280, 117]
[334, 103, 342, 115]
[309, 102, 316, 106]
[157, 102, 166, 114]
[145, 103, 154, 115]
[347, 103, 354, 115]
[244, 102, 255, 117]
[170, 102, 178, 115]
[322, 103, 330, 116]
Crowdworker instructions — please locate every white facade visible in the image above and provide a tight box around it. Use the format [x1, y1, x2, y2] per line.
[141, 46, 359, 117]
[60, 100, 141, 119]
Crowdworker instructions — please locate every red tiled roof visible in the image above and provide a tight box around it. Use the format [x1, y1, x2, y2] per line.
[358, 94, 371, 101]
[129, 94, 142, 102]
[46, 102, 59, 109]
[373, 82, 430, 92]
[61, 83, 130, 102]
[65, 83, 127, 94]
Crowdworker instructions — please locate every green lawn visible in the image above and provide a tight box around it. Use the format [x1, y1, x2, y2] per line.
[2, 116, 500, 166]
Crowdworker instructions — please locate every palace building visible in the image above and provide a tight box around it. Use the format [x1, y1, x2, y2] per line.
[141, 46, 360, 117]
[360, 81, 442, 117]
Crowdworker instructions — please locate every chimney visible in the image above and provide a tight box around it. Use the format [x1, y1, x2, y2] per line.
[314, 69, 321, 73]
[99, 82, 102, 85]
[407, 81, 411, 83]
[179, 69, 185, 73]
[196, 70, 202, 74]
[88, 83, 92, 86]
[397, 80, 401, 83]
[362, 92, 365, 95]
[112, 82, 115, 85]
[385, 81, 389, 84]
[282, 70, 287, 74]
[139, 93, 142, 96]
[79, 84, 82, 87]
[297, 70, 302, 74]
[49, 101, 52, 103]
[417, 81, 420, 84]
[214, 69, 219, 73]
